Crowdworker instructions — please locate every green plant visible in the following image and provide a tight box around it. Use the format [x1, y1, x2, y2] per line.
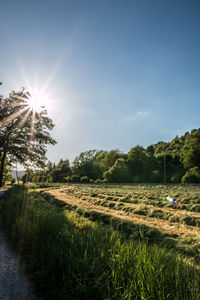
[80, 176, 90, 183]
[1, 185, 200, 299]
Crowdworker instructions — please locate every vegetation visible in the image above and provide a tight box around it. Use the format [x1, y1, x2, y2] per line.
[1, 185, 200, 299]
[49, 183, 200, 258]
[23, 129, 200, 184]
[1, 80, 200, 299]
[0, 85, 56, 187]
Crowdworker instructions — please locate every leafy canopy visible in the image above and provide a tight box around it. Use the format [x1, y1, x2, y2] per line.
[0, 87, 56, 186]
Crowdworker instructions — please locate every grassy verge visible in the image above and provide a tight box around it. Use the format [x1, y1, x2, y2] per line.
[0, 185, 200, 299]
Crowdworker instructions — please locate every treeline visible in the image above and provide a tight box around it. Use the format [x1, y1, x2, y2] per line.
[22, 128, 200, 184]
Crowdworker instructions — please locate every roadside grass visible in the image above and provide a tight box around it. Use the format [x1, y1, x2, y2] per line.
[59, 199, 200, 264]
[0, 185, 200, 299]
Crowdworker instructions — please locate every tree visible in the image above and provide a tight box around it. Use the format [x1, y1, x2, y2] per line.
[49, 159, 71, 182]
[181, 130, 200, 169]
[182, 167, 200, 183]
[146, 145, 155, 155]
[103, 158, 131, 183]
[127, 146, 147, 182]
[95, 149, 125, 174]
[21, 169, 34, 183]
[72, 150, 102, 179]
[0, 87, 56, 186]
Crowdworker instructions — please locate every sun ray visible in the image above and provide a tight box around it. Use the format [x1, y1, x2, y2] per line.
[1, 101, 28, 109]
[0, 107, 29, 126]
[17, 109, 31, 129]
[28, 110, 36, 160]
[11, 93, 29, 101]
[30, 110, 36, 140]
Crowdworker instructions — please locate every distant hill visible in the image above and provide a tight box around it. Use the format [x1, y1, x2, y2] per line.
[11, 170, 25, 180]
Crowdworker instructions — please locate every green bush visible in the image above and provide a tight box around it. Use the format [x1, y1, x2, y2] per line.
[65, 175, 81, 183]
[65, 176, 72, 182]
[71, 175, 81, 183]
[80, 176, 90, 183]
[95, 178, 105, 183]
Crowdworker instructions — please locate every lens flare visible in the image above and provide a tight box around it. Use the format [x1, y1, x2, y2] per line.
[163, 194, 175, 203]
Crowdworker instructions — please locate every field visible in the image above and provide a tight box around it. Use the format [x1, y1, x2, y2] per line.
[1, 184, 200, 299]
[48, 184, 200, 259]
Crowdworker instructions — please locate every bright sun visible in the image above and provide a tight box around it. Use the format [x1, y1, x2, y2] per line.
[28, 89, 50, 112]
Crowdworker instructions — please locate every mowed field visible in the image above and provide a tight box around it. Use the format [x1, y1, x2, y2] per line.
[47, 184, 200, 262]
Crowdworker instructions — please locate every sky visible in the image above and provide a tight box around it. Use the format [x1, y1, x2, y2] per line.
[0, 0, 200, 165]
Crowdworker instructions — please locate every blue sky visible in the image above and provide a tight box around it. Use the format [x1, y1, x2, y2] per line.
[1, 0, 200, 164]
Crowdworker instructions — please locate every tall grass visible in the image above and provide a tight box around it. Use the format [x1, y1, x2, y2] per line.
[0, 185, 200, 299]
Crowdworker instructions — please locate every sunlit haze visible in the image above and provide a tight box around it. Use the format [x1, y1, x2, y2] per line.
[1, 0, 200, 166]
[28, 89, 52, 112]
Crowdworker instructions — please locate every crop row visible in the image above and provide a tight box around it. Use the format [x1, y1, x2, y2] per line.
[60, 186, 200, 228]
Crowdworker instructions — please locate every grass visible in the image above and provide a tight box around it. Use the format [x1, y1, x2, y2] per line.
[1, 185, 200, 299]
[58, 184, 200, 228]
[48, 184, 200, 263]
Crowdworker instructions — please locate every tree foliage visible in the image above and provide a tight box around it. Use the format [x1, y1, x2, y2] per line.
[182, 167, 200, 183]
[103, 158, 131, 183]
[21, 128, 200, 184]
[181, 130, 200, 169]
[72, 150, 103, 180]
[0, 86, 56, 186]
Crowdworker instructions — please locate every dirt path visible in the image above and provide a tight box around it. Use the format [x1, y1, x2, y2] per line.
[48, 189, 200, 240]
[0, 191, 39, 300]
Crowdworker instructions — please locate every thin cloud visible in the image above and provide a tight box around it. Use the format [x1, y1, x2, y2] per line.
[126, 111, 150, 121]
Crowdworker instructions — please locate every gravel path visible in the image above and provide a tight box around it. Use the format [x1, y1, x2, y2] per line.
[0, 190, 40, 300]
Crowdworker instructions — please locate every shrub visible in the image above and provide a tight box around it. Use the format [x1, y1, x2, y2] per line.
[46, 175, 53, 183]
[95, 179, 105, 183]
[71, 175, 81, 183]
[65, 176, 72, 182]
[65, 175, 81, 183]
[80, 176, 90, 183]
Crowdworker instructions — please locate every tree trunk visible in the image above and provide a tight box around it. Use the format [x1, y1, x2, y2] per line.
[16, 168, 19, 185]
[0, 152, 6, 187]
